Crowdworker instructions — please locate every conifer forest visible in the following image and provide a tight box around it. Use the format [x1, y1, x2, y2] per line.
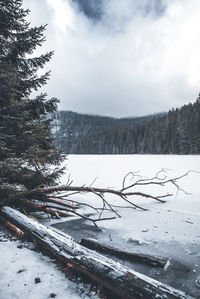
[52, 96, 200, 155]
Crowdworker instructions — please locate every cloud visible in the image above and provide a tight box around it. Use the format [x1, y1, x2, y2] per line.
[46, 0, 76, 32]
[71, 0, 103, 21]
[24, 0, 200, 117]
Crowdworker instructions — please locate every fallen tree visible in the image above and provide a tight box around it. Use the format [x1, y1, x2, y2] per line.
[1, 206, 195, 299]
[14, 169, 193, 229]
[80, 238, 168, 267]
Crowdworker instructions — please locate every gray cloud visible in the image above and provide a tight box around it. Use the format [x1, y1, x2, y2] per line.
[71, 0, 103, 21]
[23, 0, 200, 117]
[71, 0, 166, 22]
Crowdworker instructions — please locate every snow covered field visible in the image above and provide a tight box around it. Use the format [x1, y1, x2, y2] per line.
[53, 155, 200, 297]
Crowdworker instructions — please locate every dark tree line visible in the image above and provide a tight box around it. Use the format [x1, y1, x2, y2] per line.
[52, 97, 200, 155]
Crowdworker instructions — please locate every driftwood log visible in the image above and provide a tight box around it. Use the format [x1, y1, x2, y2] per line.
[80, 238, 167, 267]
[1, 206, 195, 299]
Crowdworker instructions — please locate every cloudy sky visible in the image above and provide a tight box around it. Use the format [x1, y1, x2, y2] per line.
[24, 0, 200, 117]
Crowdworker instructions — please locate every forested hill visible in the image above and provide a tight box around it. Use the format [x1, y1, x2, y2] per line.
[52, 97, 200, 154]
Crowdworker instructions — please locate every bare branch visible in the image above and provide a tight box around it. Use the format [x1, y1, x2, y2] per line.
[89, 177, 98, 187]
[26, 169, 196, 228]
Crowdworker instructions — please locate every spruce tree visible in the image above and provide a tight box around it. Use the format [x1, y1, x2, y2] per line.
[0, 0, 64, 208]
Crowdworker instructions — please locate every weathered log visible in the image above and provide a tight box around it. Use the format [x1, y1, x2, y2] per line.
[80, 238, 167, 267]
[1, 206, 194, 299]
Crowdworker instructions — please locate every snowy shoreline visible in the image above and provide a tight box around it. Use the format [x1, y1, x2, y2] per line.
[0, 228, 99, 299]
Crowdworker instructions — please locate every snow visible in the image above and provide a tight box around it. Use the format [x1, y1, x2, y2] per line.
[58, 155, 200, 244]
[0, 232, 98, 299]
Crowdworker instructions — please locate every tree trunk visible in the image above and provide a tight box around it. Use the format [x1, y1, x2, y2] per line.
[1, 206, 194, 299]
[0, 215, 24, 238]
[80, 238, 167, 267]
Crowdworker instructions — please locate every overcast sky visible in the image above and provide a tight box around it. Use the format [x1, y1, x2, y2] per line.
[24, 0, 200, 117]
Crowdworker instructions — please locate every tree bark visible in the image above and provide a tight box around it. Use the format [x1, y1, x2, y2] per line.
[1, 206, 194, 299]
[0, 215, 24, 238]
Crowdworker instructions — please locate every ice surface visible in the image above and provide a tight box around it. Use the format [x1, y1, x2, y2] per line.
[54, 155, 200, 297]
[59, 155, 200, 244]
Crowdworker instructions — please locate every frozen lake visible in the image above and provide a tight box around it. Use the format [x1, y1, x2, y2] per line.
[60, 154, 200, 222]
[53, 155, 200, 297]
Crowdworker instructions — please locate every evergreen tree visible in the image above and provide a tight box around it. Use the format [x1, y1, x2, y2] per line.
[0, 0, 64, 208]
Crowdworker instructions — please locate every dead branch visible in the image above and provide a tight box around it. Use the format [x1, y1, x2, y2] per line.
[21, 200, 72, 218]
[121, 169, 191, 192]
[19, 169, 194, 228]
[22, 198, 115, 229]
[46, 198, 77, 210]
[48, 197, 100, 214]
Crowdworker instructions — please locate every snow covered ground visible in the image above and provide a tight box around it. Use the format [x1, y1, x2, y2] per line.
[0, 229, 98, 299]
